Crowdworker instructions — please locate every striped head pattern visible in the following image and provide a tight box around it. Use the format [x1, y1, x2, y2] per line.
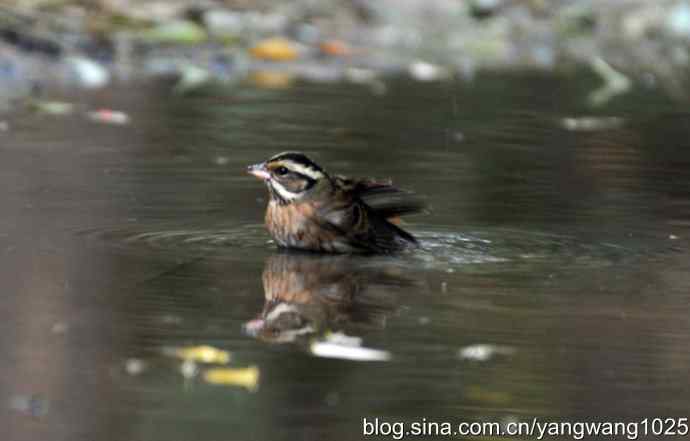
[248, 152, 327, 204]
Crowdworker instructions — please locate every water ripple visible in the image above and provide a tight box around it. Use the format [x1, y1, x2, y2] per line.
[409, 225, 659, 272]
[78, 223, 270, 252]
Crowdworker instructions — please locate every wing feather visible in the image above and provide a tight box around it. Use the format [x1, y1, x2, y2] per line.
[317, 196, 418, 254]
[332, 175, 426, 220]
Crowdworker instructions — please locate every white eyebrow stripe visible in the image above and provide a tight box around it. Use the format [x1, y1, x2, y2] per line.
[265, 302, 299, 322]
[288, 163, 323, 180]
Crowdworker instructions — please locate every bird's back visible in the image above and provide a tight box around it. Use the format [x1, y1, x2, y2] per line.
[322, 176, 424, 253]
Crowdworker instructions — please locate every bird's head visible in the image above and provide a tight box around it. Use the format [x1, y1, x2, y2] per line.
[248, 152, 329, 204]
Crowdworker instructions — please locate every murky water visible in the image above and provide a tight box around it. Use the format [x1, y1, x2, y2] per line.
[2, 73, 690, 441]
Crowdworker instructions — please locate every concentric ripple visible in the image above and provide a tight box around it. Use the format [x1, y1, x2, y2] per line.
[78, 221, 678, 275]
[78, 223, 271, 252]
[407, 225, 666, 272]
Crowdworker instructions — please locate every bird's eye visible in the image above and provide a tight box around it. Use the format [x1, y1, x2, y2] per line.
[275, 166, 289, 176]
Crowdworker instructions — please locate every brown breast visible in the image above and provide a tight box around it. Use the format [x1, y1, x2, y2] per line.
[265, 201, 340, 251]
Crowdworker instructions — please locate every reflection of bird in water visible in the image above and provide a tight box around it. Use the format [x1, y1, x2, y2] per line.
[243, 252, 413, 344]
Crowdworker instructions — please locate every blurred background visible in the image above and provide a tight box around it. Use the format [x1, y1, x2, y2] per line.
[2, 2, 690, 441]
[1, 0, 690, 101]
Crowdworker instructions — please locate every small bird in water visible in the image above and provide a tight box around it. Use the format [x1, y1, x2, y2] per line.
[248, 152, 424, 253]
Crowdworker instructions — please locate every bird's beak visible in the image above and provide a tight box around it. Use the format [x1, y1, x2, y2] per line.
[247, 163, 271, 180]
[242, 318, 265, 337]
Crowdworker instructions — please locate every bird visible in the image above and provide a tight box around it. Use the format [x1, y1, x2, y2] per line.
[247, 152, 424, 253]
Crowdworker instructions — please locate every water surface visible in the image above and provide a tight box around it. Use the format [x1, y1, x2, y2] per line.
[2, 74, 690, 441]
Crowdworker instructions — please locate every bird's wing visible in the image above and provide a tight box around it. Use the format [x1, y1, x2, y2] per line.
[331, 175, 426, 220]
[317, 197, 417, 254]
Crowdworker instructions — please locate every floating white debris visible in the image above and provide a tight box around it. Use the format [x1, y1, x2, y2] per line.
[325, 332, 362, 347]
[32, 100, 74, 116]
[180, 359, 199, 379]
[458, 344, 515, 362]
[66, 57, 110, 89]
[409, 61, 446, 82]
[311, 342, 391, 362]
[560, 116, 624, 131]
[125, 358, 146, 375]
[311, 332, 390, 361]
[669, 234, 679, 240]
[0, 120, 8, 132]
[87, 109, 130, 125]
